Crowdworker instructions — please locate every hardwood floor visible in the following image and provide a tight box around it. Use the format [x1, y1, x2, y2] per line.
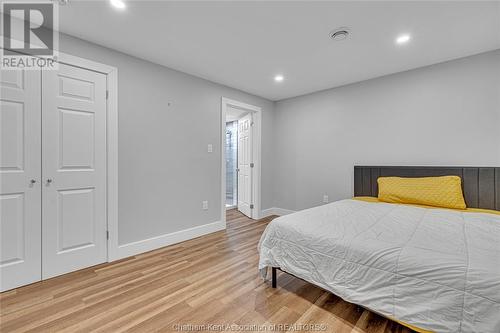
[0, 209, 415, 333]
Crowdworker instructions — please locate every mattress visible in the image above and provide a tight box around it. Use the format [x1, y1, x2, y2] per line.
[258, 199, 500, 333]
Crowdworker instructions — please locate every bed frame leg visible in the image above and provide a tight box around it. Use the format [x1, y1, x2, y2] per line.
[272, 267, 277, 288]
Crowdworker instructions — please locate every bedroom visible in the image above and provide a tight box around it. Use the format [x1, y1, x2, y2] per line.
[0, 1, 499, 332]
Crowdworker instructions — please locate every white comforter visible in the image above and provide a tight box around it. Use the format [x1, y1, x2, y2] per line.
[258, 199, 500, 333]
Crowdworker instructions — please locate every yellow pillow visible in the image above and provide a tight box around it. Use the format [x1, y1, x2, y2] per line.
[377, 176, 467, 210]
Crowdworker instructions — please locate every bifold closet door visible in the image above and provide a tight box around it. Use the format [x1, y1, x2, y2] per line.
[42, 63, 107, 279]
[0, 70, 42, 291]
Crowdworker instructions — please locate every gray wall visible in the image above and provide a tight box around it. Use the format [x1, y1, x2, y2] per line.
[59, 33, 500, 242]
[59, 34, 275, 245]
[272, 50, 500, 211]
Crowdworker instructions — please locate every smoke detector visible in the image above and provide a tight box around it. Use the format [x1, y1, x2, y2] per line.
[330, 27, 350, 41]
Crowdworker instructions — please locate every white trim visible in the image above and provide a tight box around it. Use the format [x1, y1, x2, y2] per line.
[0, 37, 114, 75]
[221, 97, 262, 224]
[113, 221, 225, 260]
[53, 52, 120, 262]
[260, 207, 296, 218]
[58, 53, 114, 75]
[105, 68, 119, 261]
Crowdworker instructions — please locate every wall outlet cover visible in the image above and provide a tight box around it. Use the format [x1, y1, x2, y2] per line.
[323, 195, 329, 203]
[202, 201, 209, 210]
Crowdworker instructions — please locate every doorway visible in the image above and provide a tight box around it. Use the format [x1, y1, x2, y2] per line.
[225, 120, 238, 209]
[221, 98, 261, 223]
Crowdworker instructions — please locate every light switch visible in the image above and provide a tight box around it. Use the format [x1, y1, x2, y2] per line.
[207, 144, 213, 153]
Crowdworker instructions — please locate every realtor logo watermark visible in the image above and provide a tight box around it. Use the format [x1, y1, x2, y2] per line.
[1, 1, 59, 69]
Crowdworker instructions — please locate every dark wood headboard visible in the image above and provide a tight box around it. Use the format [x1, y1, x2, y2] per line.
[354, 166, 500, 211]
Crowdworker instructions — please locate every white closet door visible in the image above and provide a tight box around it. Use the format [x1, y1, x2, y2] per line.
[237, 113, 253, 218]
[42, 64, 107, 279]
[0, 69, 42, 291]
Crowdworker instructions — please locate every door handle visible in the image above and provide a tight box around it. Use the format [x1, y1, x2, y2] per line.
[46, 179, 53, 184]
[30, 179, 37, 184]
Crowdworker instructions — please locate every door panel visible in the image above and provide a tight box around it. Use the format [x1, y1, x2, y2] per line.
[58, 108, 95, 169]
[237, 113, 253, 218]
[57, 188, 95, 252]
[42, 64, 107, 279]
[0, 69, 42, 291]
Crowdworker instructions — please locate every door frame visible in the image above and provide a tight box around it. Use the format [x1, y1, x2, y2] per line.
[1, 45, 118, 266]
[56, 53, 119, 262]
[221, 97, 262, 224]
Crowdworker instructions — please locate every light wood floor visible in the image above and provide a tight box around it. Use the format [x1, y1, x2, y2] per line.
[0, 210, 415, 333]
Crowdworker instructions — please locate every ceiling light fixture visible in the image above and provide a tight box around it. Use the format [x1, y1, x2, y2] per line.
[396, 34, 411, 45]
[329, 27, 350, 41]
[110, 0, 126, 10]
[274, 75, 284, 82]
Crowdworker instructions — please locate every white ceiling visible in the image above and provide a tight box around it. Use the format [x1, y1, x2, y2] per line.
[58, 1, 500, 101]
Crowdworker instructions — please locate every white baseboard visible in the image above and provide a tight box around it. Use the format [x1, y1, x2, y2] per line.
[113, 220, 225, 260]
[261, 207, 296, 217]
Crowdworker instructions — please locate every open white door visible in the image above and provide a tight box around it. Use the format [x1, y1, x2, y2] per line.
[237, 113, 253, 218]
[0, 70, 42, 291]
[41, 63, 108, 279]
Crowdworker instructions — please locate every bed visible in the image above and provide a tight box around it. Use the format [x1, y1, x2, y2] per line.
[258, 166, 500, 333]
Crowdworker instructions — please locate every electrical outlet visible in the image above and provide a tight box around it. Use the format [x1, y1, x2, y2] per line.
[202, 201, 208, 210]
[207, 144, 213, 153]
[323, 195, 329, 203]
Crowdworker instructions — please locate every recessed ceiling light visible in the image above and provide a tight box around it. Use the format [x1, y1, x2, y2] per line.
[110, 0, 126, 10]
[396, 34, 411, 45]
[274, 75, 284, 82]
